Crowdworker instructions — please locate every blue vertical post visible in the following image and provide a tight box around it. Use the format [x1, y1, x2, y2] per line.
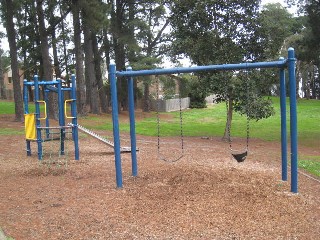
[57, 79, 64, 126]
[71, 74, 79, 160]
[34, 75, 43, 160]
[110, 64, 123, 188]
[126, 67, 138, 177]
[61, 81, 66, 155]
[279, 58, 287, 181]
[23, 80, 29, 114]
[57, 79, 65, 155]
[23, 80, 31, 156]
[288, 48, 298, 193]
[44, 89, 50, 138]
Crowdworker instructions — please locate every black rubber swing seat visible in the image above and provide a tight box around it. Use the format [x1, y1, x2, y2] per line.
[232, 151, 247, 162]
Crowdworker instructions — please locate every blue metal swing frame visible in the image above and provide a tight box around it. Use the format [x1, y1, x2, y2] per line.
[110, 48, 298, 193]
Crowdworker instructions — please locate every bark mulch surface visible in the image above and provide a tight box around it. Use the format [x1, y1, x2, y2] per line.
[0, 116, 319, 239]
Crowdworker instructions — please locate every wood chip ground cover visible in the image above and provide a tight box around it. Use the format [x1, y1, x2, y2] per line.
[0, 118, 319, 239]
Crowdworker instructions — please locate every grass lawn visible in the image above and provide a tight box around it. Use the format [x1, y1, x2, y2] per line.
[80, 97, 319, 147]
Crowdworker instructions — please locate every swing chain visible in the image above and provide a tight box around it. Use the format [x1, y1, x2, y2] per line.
[156, 75, 184, 162]
[156, 77, 161, 154]
[225, 67, 250, 162]
[178, 78, 184, 154]
[244, 67, 250, 151]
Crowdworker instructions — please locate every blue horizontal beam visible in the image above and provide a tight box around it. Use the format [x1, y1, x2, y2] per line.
[62, 88, 72, 91]
[24, 80, 59, 86]
[116, 59, 287, 77]
[45, 85, 58, 93]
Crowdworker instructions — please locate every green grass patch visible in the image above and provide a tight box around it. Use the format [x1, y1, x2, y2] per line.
[0, 100, 41, 115]
[131, 97, 320, 146]
[298, 156, 320, 178]
[0, 128, 24, 135]
[0, 101, 16, 114]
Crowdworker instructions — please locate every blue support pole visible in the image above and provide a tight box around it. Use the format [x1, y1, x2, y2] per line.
[44, 89, 50, 138]
[288, 48, 298, 193]
[110, 64, 123, 188]
[57, 79, 63, 123]
[34, 75, 43, 160]
[57, 79, 65, 155]
[23, 80, 29, 114]
[23, 80, 31, 156]
[26, 139, 31, 156]
[126, 67, 138, 177]
[71, 74, 79, 160]
[279, 59, 288, 181]
[61, 81, 66, 155]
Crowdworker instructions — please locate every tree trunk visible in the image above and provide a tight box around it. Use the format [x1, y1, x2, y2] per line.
[36, 0, 55, 119]
[143, 81, 150, 112]
[222, 98, 233, 142]
[92, 32, 108, 113]
[60, 5, 69, 83]
[112, 0, 127, 111]
[4, 0, 24, 121]
[83, 22, 100, 114]
[72, 0, 87, 116]
[103, 30, 111, 110]
[315, 64, 320, 99]
[50, 17, 61, 79]
[0, 50, 7, 99]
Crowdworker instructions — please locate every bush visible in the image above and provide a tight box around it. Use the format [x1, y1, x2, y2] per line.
[188, 81, 207, 108]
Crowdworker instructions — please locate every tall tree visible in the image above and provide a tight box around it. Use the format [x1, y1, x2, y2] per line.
[16, 0, 41, 83]
[36, 0, 55, 118]
[81, 0, 109, 114]
[254, 3, 303, 96]
[49, 3, 62, 78]
[257, 3, 298, 60]
[72, 0, 87, 115]
[92, 32, 109, 113]
[0, 48, 6, 99]
[111, 0, 127, 111]
[286, 0, 320, 99]
[169, 0, 275, 140]
[128, 0, 172, 112]
[304, 0, 320, 98]
[83, 21, 100, 114]
[2, 0, 24, 121]
[283, 0, 320, 99]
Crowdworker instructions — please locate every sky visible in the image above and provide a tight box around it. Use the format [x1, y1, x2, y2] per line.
[0, 1, 297, 53]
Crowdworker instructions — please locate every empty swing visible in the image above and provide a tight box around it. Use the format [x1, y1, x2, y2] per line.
[155, 75, 184, 162]
[225, 68, 251, 163]
[226, 106, 250, 162]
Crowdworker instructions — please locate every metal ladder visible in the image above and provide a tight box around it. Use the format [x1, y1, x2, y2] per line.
[69, 123, 132, 152]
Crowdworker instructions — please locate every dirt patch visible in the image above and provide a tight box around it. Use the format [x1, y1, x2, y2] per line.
[0, 117, 319, 239]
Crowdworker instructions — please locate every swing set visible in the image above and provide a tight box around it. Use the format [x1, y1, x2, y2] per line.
[110, 48, 298, 194]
